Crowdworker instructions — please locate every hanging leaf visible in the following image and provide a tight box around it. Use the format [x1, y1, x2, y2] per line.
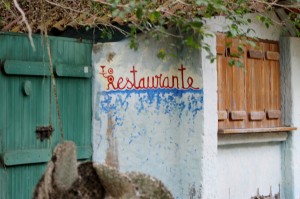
[149, 11, 160, 23]
[157, 48, 166, 60]
[136, 7, 143, 20]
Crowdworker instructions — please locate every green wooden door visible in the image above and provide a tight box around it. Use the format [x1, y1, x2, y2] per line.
[0, 33, 92, 199]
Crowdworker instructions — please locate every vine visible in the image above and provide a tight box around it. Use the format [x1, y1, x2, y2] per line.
[1, 0, 300, 63]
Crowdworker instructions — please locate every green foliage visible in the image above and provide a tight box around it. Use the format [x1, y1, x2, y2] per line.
[96, 0, 285, 60]
[157, 48, 166, 60]
[100, 29, 113, 40]
[289, 12, 300, 37]
[2, 0, 11, 10]
[228, 59, 244, 69]
[4, 0, 300, 60]
[129, 25, 138, 50]
[256, 15, 273, 29]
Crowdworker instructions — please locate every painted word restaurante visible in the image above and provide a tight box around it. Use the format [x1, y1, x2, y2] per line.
[99, 65, 200, 90]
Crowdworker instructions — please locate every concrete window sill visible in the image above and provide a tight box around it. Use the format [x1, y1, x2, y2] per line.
[218, 126, 297, 134]
[218, 127, 297, 146]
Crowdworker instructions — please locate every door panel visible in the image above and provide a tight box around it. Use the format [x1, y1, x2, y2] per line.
[0, 33, 92, 198]
[50, 38, 92, 155]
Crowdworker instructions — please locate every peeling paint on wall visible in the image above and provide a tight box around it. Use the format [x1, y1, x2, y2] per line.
[105, 117, 119, 169]
[92, 36, 204, 199]
[97, 89, 203, 128]
[188, 184, 202, 199]
[250, 187, 280, 199]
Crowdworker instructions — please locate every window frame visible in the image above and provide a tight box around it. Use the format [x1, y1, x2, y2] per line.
[216, 33, 296, 134]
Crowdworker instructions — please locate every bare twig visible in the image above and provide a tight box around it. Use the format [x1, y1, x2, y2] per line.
[1, 16, 22, 31]
[101, 23, 129, 36]
[253, 0, 299, 13]
[175, 0, 191, 6]
[154, 28, 183, 38]
[45, 0, 85, 13]
[76, 18, 130, 36]
[12, 0, 35, 51]
[1, 0, 18, 19]
[93, 0, 127, 8]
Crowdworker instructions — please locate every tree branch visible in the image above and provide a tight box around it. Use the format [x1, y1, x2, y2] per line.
[45, 0, 85, 13]
[12, 0, 35, 51]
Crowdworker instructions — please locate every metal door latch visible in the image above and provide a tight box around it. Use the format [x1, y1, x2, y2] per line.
[36, 125, 54, 141]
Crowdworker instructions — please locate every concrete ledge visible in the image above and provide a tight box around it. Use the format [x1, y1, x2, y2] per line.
[218, 132, 288, 146]
[218, 127, 296, 134]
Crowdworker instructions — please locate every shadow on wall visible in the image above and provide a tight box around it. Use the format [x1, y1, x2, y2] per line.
[49, 26, 129, 43]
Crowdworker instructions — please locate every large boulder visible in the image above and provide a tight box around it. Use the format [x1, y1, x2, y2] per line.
[33, 141, 174, 199]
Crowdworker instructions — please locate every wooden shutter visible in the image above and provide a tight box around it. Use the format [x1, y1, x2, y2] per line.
[217, 33, 281, 130]
[217, 34, 246, 129]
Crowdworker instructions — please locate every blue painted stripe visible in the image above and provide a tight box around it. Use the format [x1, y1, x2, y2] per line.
[98, 88, 204, 126]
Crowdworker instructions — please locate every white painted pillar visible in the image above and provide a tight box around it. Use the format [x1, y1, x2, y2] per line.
[280, 37, 300, 199]
[200, 35, 218, 199]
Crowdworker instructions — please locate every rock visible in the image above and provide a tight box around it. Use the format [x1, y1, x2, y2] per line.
[33, 141, 174, 199]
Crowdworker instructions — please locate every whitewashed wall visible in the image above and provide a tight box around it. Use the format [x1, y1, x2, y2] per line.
[91, 12, 299, 199]
[218, 142, 283, 198]
[92, 36, 205, 198]
[280, 37, 300, 199]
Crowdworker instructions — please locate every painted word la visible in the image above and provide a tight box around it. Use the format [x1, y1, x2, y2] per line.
[99, 65, 199, 90]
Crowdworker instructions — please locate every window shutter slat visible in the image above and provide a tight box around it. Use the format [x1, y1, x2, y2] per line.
[218, 111, 228, 120]
[216, 33, 226, 55]
[267, 110, 281, 119]
[248, 50, 265, 59]
[250, 111, 265, 121]
[266, 51, 279, 61]
[230, 111, 247, 120]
